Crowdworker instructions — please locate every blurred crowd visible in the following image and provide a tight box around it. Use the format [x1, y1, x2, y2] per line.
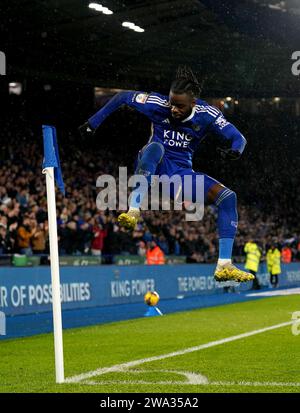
[1, 106, 300, 264]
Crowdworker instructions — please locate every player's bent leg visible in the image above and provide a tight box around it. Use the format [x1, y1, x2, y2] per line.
[207, 183, 255, 283]
[118, 142, 164, 231]
[182, 173, 253, 282]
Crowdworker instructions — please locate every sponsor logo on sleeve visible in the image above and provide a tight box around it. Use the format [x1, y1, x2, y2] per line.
[215, 116, 229, 130]
[135, 93, 149, 104]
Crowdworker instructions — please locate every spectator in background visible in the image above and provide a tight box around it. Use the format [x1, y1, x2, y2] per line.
[143, 225, 153, 243]
[76, 221, 93, 254]
[266, 243, 281, 288]
[0, 223, 9, 254]
[91, 220, 107, 256]
[5, 221, 18, 253]
[58, 220, 77, 255]
[146, 239, 165, 265]
[0, 186, 11, 205]
[118, 226, 137, 255]
[281, 245, 292, 264]
[180, 232, 197, 258]
[164, 226, 181, 255]
[244, 239, 262, 290]
[16, 188, 29, 209]
[0, 214, 8, 229]
[102, 214, 121, 258]
[157, 234, 169, 255]
[31, 221, 48, 254]
[17, 217, 34, 255]
[186, 251, 204, 263]
[137, 240, 147, 257]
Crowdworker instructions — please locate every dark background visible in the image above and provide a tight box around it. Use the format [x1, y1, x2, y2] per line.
[1, 0, 300, 95]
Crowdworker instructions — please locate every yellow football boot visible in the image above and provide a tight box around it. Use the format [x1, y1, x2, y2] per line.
[214, 262, 255, 283]
[118, 208, 140, 231]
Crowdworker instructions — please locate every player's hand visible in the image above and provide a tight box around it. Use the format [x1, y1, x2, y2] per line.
[217, 147, 241, 160]
[78, 121, 95, 139]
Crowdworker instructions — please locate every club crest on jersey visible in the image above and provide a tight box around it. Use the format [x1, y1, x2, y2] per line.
[135, 93, 149, 104]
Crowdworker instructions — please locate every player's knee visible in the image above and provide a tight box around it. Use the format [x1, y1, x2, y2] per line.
[140, 142, 164, 166]
[135, 142, 165, 177]
[229, 190, 237, 204]
[215, 188, 237, 208]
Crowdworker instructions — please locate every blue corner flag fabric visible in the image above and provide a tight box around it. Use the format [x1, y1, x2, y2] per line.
[42, 125, 65, 196]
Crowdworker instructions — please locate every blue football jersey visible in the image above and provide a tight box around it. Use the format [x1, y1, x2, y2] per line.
[89, 90, 246, 169]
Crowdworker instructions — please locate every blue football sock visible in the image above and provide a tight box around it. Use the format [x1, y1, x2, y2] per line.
[219, 238, 234, 260]
[215, 189, 238, 259]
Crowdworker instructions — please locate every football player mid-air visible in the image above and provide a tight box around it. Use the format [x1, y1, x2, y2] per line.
[79, 66, 254, 283]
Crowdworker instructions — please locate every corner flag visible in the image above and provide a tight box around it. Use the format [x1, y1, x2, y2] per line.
[42, 125, 65, 383]
[42, 125, 65, 195]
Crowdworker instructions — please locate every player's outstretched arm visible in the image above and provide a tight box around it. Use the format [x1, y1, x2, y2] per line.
[210, 114, 247, 160]
[78, 91, 135, 138]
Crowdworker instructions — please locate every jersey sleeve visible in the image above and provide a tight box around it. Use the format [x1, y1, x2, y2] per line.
[128, 92, 170, 120]
[88, 91, 160, 130]
[208, 113, 247, 154]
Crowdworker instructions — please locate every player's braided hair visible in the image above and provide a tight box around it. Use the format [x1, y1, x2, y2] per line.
[170, 65, 202, 98]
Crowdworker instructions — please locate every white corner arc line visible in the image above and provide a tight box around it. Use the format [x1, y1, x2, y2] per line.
[65, 321, 293, 383]
[81, 370, 209, 386]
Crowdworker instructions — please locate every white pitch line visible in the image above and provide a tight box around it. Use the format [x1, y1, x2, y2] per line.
[81, 380, 300, 387]
[65, 320, 293, 384]
[246, 287, 300, 297]
[209, 381, 300, 387]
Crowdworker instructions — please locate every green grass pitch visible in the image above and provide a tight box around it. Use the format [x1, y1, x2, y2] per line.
[1, 295, 300, 393]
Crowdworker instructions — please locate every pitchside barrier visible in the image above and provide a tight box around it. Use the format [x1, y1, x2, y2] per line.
[0, 263, 299, 317]
[0, 254, 187, 267]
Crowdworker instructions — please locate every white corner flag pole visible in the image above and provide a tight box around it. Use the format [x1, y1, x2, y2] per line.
[43, 166, 64, 383]
[42, 126, 65, 384]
